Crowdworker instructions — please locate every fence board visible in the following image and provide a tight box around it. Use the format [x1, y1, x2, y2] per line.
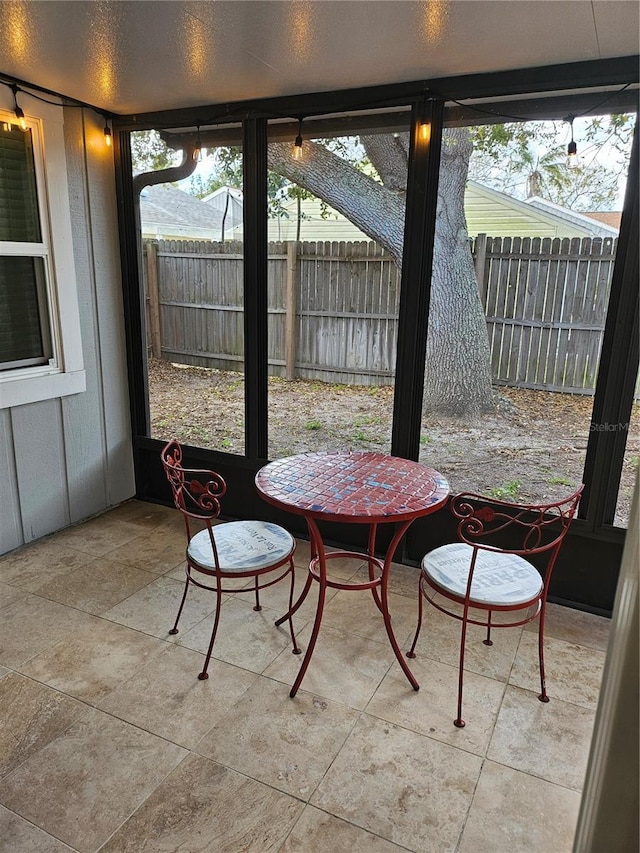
[146, 236, 631, 395]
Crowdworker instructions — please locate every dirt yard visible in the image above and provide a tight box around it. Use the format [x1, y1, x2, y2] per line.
[148, 358, 638, 526]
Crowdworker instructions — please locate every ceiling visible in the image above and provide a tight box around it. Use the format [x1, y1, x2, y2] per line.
[0, 1, 638, 115]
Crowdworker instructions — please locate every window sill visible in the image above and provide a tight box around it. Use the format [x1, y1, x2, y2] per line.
[0, 368, 86, 409]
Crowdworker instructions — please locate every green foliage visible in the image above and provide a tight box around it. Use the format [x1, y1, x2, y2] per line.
[488, 480, 522, 500]
[548, 475, 571, 486]
[305, 419, 322, 430]
[468, 115, 634, 211]
[131, 130, 180, 172]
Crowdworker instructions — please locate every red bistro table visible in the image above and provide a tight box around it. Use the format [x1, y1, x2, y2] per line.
[255, 450, 450, 697]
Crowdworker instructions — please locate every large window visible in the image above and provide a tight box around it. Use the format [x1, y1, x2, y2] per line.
[0, 94, 84, 408]
[419, 109, 635, 522]
[266, 113, 410, 459]
[0, 122, 52, 370]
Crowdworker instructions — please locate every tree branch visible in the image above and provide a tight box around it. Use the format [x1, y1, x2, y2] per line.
[268, 140, 406, 262]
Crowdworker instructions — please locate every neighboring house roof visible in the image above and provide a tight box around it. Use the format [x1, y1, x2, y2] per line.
[523, 196, 618, 238]
[142, 181, 619, 244]
[139, 184, 223, 240]
[201, 187, 244, 235]
[582, 210, 623, 229]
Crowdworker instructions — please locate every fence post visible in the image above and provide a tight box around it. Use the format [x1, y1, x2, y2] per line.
[474, 233, 488, 300]
[145, 240, 162, 359]
[285, 240, 298, 380]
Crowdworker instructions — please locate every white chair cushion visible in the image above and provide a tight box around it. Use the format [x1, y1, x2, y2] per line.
[422, 542, 543, 607]
[188, 521, 294, 573]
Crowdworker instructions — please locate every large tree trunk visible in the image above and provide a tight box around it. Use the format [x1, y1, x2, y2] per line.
[424, 128, 495, 416]
[268, 128, 495, 418]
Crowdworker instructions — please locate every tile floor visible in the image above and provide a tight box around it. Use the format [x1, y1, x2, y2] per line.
[0, 500, 610, 853]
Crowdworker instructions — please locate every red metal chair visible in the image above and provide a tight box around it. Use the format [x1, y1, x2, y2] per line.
[161, 440, 300, 680]
[407, 486, 584, 727]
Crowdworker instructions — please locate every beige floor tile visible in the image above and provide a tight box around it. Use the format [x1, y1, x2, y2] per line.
[311, 714, 482, 851]
[0, 708, 185, 853]
[404, 602, 523, 683]
[235, 567, 338, 627]
[195, 676, 359, 799]
[524, 601, 611, 651]
[0, 541, 94, 591]
[102, 574, 218, 640]
[0, 594, 95, 669]
[104, 528, 186, 574]
[0, 672, 85, 779]
[281, 806, 407, 852]
[31, 558, 156, 615]
[510, 631, 606, 711]
[0, 579, 27, 609]
[458, 760, 581, 853]
[264, 623, 396, 710]
[102, 499, 178, 530]
[178, 596, 299, 673]
[98, 643, 257, 748]
[351, 560, 421, 599]
[366, 654, 505, 756]
[99, 752, 303, 853]
[321, 586, 418, 647]
[47, 517, 145, 557]
[488, 685, 595, 790]
[19, 616, 165, 704]
[0, 805, 75, 853]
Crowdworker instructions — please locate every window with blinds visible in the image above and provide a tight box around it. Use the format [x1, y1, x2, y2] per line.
[0, 121, 52, 370]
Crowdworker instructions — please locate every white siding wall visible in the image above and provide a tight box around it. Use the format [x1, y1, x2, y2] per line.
[0, 108, 134, 555]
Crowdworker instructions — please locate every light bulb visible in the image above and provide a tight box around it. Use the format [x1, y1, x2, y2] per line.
[567, 139, 578, 168]
[292, 135, 303, 159]
[15, 106, 26, 131]
[419, 122, 430, 143]
[103, 124, 112, 147]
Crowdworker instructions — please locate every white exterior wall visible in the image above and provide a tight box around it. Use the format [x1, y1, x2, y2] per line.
[0, 108, 134, 554]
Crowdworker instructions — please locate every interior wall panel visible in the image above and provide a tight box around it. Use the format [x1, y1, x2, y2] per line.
[0, 410, 22, 554]
[83, 111, 134, 505]
[0, 106, 135, 556]
[11, 400, 70, 542]
[61, 107, 110, 522]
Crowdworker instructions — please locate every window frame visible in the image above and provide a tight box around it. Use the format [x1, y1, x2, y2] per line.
[0, 91, 85, 408]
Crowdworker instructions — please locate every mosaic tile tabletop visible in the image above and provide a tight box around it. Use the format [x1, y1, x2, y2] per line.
[256, 450, 450, 521]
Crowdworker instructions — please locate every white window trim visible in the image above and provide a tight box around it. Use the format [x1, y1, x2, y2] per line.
[0, 91, 85, 408]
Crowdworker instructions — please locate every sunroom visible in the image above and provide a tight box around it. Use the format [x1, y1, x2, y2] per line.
[0, 2, 638, 851]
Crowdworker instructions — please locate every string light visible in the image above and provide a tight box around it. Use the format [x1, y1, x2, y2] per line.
[292, 117, 303, 160]
[103, 115, 112, 147]
[11, 83, 27, 130]
[193, 125, 201, 161]
[565, 114, 578, 167]
[419, 121, 431, 143]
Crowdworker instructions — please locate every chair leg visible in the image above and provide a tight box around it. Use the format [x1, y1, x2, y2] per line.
[169, 576, 190, 635]
[253, 576, 261, 612]
[537, 602, 550, 703]
[198, 591, 223, 681]
[284, 558, 301, 655]
[454, 604, 471, 728]
[406, 575, 424, 659]
[484, 610, 493, 646]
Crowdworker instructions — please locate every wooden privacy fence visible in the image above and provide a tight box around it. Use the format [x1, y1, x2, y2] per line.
[144, 235, 622, 395]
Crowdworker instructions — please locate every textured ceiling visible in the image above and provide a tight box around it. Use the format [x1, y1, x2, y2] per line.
[0, 1, 638, 114]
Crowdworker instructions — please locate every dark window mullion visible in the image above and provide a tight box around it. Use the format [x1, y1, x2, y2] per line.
[242, 117, 268, 460]
[391, 98, 445, 460]
[581, 119, 639, 527]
